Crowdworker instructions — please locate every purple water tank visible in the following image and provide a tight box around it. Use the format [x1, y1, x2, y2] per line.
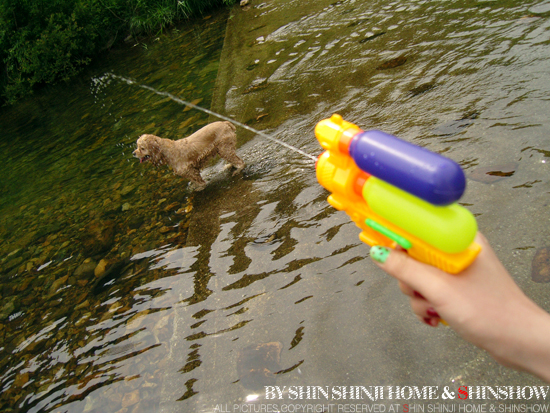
[348, 130, 466, 205]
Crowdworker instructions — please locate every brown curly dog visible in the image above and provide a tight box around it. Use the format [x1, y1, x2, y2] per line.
[133, 121, 245, 189]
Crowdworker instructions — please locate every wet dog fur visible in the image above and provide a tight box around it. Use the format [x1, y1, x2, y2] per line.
[133, 121, 245, 189]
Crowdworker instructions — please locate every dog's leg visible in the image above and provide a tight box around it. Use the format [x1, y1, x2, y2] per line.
[218, 144, 245, 175]
[176, 166, 207, 191]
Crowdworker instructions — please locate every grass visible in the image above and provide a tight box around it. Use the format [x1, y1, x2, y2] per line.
[0, 0, 238, 105]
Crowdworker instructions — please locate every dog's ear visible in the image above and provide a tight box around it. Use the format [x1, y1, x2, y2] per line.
[147, 135, 160, 155]
[143, 135, 165, 165]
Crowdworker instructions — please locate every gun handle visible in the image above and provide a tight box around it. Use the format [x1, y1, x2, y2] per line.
[357, 224, 482, 274]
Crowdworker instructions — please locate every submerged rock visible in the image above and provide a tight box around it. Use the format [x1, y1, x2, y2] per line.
[0, 299, 16, 321]
[74, 259, 97, 278]
[121, 389, 140, 408]
[13, 372, 29, 387]
[94, 259, 109, 278]
[376, 55, 407, 70]
[531, 247, 550, 283]
[433, 112, 478, 136]
[4, 255, 24, 272]
[359, 31, 386, 43]
[468, 163, 517, 184]
[81, 220, 116, 255]
[409, 83, 436, 96]
[242, 79, 268, 94]
[237, 342, 282, 391]
[91, 258, 128, 295]
[120, 184, 135, 196]
[49, 274, 69, 296]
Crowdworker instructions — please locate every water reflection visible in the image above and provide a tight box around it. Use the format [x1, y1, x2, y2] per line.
[169, 0, 550, 410]
[0, 11, 230, 413]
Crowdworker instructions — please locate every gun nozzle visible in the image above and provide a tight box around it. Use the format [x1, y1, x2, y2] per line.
[330, 114, 344, 125]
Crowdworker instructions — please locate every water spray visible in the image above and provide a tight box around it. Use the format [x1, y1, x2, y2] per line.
[95, 73, 317, 163]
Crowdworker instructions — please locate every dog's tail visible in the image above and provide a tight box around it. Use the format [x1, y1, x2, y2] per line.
[225, 121, 236, 132]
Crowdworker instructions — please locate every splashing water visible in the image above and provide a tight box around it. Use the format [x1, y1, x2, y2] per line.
[92, 73, 318, 162]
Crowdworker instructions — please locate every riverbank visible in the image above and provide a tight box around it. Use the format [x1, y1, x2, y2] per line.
[0, 0, 237, 105]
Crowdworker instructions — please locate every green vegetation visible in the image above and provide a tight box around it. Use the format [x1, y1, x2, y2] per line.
[0, 0, 236, 104]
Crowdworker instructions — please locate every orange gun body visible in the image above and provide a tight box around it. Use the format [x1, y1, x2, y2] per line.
[316, 115, 481, 274]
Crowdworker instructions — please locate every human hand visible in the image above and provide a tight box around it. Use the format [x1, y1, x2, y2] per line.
[370, 233, 550, 382]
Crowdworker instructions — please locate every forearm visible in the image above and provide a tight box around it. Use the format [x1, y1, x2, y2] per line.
[487, 300, 550, 382]
[371, 235, 550, 383]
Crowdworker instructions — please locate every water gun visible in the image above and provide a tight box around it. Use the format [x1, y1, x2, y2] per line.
[315, 114, 481, 274]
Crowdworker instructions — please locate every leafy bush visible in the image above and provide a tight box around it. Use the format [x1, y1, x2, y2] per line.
[0, 0, 236, 104]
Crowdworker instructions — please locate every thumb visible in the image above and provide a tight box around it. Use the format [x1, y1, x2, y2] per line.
[370, 245, 450, 298]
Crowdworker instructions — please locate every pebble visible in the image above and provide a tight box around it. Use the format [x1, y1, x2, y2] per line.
[178, 116, 197, 129]
[7, 249, 21, 258]
[38, 383, 50, 394]
[13, 372, 29, 387]
[82, 220, 116, 254]
[49, 274, 69, 296]
[94, 259, 109, 278]
[75, 300, 89, 311]
[109, 302, 123, 313]
[0, 300, 16, 321]
[176, 206, 191, 214]
[164, 202, 179, 212]
[74, 260, 97, 278]
[5, 256, 23, 271]
[75, 312, 91, 327]
[77, 279, 89, 287]
[120, 185, 135, 196]
[18, 277, 32, 292]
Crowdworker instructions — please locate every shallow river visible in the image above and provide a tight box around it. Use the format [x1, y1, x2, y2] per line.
[1, 1, 550, 412]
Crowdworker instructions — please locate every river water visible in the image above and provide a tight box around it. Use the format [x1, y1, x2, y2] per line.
[1, 1, 550, 412]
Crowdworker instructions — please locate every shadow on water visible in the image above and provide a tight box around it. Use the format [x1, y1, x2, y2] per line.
[2, 1, 550, 412]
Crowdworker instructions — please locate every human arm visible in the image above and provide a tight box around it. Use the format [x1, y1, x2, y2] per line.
[370, 233, 550, 382]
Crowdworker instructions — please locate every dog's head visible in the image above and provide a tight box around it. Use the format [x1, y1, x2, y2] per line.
[133, 134, 162, 165]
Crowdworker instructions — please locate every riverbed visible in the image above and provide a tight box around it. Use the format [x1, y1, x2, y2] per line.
[1, 1, 550, 412]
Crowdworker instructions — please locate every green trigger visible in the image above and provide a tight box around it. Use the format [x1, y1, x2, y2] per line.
[366, 219, 413, 250]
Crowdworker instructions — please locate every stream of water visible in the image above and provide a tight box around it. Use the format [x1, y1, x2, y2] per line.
[107, 73, 318, 162]
[1, 1, 550, 412]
